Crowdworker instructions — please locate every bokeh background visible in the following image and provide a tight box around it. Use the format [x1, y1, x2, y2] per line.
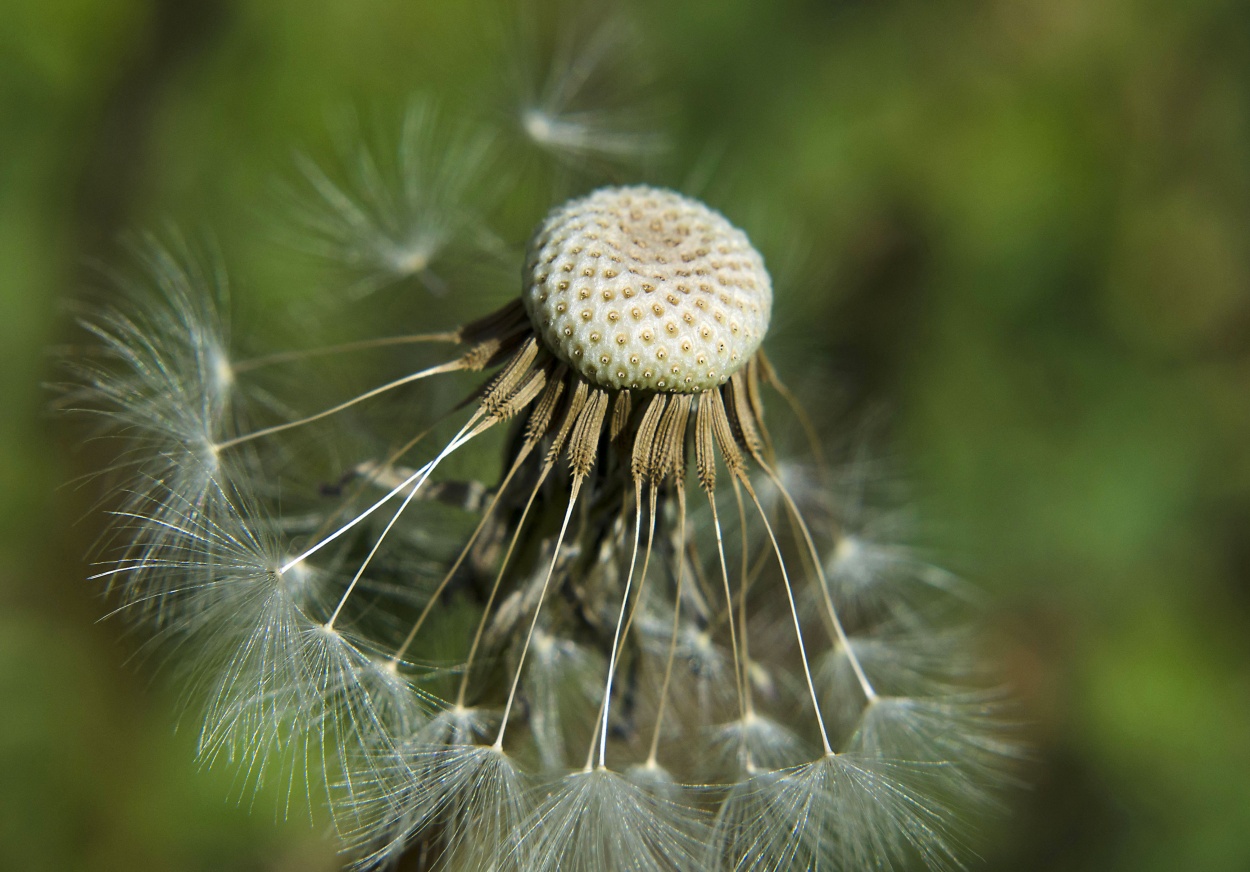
[5, 0, 1250, 869]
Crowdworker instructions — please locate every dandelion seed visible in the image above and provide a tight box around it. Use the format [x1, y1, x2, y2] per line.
[66, 236, 244, 625]
[503, 0, 666, 176]
[283, 98, 498, 298]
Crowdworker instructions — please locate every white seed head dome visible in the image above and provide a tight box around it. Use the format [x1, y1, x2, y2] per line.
[523, 186, 772, 392]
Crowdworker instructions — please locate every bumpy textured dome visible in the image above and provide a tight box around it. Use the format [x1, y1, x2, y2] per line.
[523, 186, 772, 392]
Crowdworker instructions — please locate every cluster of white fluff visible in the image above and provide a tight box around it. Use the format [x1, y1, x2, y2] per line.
[67, 5, 1019, 870]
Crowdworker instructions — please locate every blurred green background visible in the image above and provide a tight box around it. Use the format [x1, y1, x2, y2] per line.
[5, 0, 1250, 869]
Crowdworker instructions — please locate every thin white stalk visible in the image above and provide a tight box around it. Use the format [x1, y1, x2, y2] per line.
[216, 359, 461, 450]
[592, 481, 644, 769]
[494, 479, 584, 751]
[279, 421, 480, 574]
[742, 480, 833, 755]
[758, 459, 877, 703]
[325, 414, 487, 629]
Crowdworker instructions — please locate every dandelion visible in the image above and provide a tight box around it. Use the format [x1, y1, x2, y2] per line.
[504, 0, 666, 177]
[70, 23, 1019, 867]
[72, 178, 1019, 869]
[281, 98, 499, 299]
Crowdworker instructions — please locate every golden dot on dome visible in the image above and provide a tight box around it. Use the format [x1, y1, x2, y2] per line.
[581, 309, 593, 321]
[555, 303, 567, 314]
[607, 310, 620, 322]
[578, 288, 591, 299]
[666, 322, 678, 335]
[640, 329, 653, 342]
[615, 334, 627, 345]
[589, 332, 601, 343]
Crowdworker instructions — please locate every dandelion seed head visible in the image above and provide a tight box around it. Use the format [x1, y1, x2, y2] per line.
[69, 39, 1022, 866]
[523, 186, 771, 391]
